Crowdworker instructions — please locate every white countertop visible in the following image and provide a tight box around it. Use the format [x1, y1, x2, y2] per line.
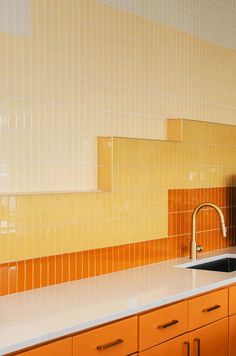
[1, 247, 236, 355]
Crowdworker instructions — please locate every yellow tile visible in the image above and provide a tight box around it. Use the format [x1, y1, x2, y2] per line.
[1, 0, 236, 265]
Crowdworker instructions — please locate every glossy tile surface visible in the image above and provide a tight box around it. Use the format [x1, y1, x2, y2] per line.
[0, 182, 234, 297]
[1, 0, 236, 302]
[1, 120, 236, 267]
[1, 0, 236, 194]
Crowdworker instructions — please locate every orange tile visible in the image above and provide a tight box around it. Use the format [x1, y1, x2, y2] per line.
[25, 259, 33, 291]
[0, 264, 9, 296]
[88, 250, 96, 278]
[33, 258, 41, 289]
[82, 251, 89, 279]
[48, 256, 56, 286]
[62, 254, 69, 283]
[17, 261, 25, 293]
[56, 255, 63, 284]
[8, 263, 17, 294]
[129, 243, 136, 268]
[149, 240, 156, 264]
[69, 253, 77, 281]
[76, 251, 83, 280]
[101, 248, 108, 275]
[107, 247, 114, 274]
[112, 246, 119, 272]
[41, 257, 49, 287]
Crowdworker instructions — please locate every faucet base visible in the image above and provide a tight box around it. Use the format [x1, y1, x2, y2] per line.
[190, 241, 197, 260]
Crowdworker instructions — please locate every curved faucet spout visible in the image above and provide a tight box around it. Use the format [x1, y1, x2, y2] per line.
[191, 202, 227, 260]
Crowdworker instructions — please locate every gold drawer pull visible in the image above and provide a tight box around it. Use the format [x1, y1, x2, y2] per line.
[157, 319, 179, 329]
[202, 304, 221, 313]
[96, 338, 124, 350]
[194, 338, 201, 356]
[184, 341, 190, 356]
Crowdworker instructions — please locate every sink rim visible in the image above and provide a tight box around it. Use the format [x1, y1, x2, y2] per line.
[175, 253, 236, 270]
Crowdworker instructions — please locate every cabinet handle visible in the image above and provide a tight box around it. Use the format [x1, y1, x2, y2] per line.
[96, 338, 124, 350]
[202, 304, 221, 313]
[194, 338, 201, 356]
[184, 341, 190, 356]
[157, 319, 179, 329]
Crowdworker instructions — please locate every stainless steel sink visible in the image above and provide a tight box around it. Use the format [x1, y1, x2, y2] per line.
[187, 257, 236, 272]
[176, 254, 236, 273]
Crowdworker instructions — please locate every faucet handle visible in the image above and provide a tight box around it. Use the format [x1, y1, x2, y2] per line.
[196, 245, 204, 252]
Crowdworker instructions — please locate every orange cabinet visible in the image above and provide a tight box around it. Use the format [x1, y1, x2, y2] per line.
[189, 318, 228, 356]
[12, 285, 234, 356]
[139, 334, 190, 356]
[73, 317, 137, 356]
[229, 285, 236, 315]
[188, 288, 228, 330]
[229, 314, 236, 356]
[139, 301, 188, 351]
[16, 338, 72, 356]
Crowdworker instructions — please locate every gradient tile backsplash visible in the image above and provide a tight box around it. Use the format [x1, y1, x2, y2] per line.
[1, 0, 236, 296]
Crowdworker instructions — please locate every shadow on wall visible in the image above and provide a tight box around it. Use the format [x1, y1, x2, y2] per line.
[226, 176, 236, 246]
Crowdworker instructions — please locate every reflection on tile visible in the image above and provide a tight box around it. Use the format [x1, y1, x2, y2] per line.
[0, 0, 236, 297]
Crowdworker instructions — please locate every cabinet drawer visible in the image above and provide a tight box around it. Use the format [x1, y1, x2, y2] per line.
[188, 288, 228, 330]
[139, 301, 188, 351]
[73, 317, 137, 356]
[229, 285, 236, 315]
[16, 338, 72, 356]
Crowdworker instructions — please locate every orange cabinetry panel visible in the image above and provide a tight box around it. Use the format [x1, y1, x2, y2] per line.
[189, 318, 228, 356]
[229, 314, 236, 356]
[188, 288, 228, 330]
[229, 286, 236, 315]
[16, 338, 72, 356]
[139, 301, 188, 351]
[73, 317, 137, 356]
[139, 334, 189, 356]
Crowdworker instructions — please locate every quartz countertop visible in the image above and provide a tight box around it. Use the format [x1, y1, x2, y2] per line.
[1, 247, 236, 355]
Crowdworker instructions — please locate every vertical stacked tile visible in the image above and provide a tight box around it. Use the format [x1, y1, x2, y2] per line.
[0, 0, 236, 296]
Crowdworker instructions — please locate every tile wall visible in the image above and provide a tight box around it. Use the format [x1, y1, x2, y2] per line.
[0, 0, 236, 192]
[1, 119, 236, 296]
[0, 0, 236, 296]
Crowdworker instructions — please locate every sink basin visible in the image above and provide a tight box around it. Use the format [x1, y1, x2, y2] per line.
[187, 257, 236, 272]
[175, 254, 236, 273]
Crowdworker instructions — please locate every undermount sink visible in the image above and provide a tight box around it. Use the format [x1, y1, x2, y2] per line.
[187, 257, 236, 272]
[176, 254, 236, 273]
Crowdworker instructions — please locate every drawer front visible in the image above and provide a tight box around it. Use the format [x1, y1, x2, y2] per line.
[188, 288, 228, 330]
[139, 334, 189, 356]
[73, 317, 137, 356]
[16, 338, 72, 356]
[139, 301, 188, 351]
[229, 285, 236, 315]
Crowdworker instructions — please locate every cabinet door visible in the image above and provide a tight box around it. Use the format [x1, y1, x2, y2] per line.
[229, 314, 236, 356]
[189, 318, 228, 356]
[16, 338, 72, 356]
[139, 334, 190, 356]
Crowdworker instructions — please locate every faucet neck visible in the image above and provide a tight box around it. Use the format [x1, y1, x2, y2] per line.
[191, 202, 227, 260]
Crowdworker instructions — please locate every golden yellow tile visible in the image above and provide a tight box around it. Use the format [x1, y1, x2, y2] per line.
[1, 0, 236, 268]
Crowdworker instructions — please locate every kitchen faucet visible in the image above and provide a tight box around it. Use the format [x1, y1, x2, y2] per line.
[190, 202, 227, 260]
